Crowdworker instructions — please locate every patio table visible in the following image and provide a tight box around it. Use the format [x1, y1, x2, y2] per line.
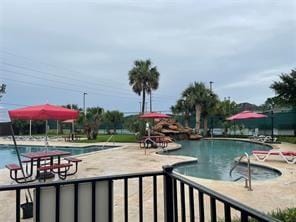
[140, 136, 168, 154]
[21, 150, 71, 179]
[142, 136, 166, 145]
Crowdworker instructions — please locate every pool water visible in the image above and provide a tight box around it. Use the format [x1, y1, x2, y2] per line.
[0, 145, 117, 169]
[167, 140, 281, 181]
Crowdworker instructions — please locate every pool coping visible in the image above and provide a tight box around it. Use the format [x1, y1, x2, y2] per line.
[0, 142, 130, 169]
[0, 143, 119, 149]
[0, 140, 125, 148]
[0, 138, 291, 181]
[155, 138, 284, 182]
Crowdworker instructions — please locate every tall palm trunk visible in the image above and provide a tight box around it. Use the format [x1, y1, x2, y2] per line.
[195, 104, 202, 134]
[142, 89, 146, 113]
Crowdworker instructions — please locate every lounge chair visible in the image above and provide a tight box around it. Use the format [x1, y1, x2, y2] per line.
[259, 136, 278, 143]
[252, 150, 296, 164]
[249, 134, 264, 142]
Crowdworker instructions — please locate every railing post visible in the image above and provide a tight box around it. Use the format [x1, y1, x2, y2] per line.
[247, 156, 252, 191]
[163, 165, 174, 222]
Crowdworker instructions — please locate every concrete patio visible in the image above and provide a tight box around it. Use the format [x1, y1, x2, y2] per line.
[0, 139, 295, 221]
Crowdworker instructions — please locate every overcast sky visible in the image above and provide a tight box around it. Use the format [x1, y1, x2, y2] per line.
[0, 0, 295, 113]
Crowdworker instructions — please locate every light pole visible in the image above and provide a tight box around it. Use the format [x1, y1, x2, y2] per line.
[209, 81, 214, 137]
[209, 81, 214, 92]
[83, 92, 87, 118]
[271, 110, 274, 142]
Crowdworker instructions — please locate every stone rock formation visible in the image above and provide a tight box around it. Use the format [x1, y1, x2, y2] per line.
[152, 119, 201, 140]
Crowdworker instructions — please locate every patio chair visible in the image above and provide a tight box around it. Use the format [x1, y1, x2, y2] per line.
[252, 150, 296, 164]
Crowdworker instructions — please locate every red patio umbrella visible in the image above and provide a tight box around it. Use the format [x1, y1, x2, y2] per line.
[139, 112, 170, 137]
[62, 119, 75, 123]
[139, 112, 170, 119]
[226, 110, 267, 121]
[62, 119, 76, 134]
[9, 104, 79, 120]
[9, 104, 79, 146]
[226, 110, 267, 136]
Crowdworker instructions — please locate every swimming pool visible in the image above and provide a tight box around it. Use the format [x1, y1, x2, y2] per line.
[0, 144, 117, 169]
[167, 140, 281, 181]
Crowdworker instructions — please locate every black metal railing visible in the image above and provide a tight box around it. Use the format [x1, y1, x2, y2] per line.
[163, 165, 278, 222]
[0, 166, 278, 222]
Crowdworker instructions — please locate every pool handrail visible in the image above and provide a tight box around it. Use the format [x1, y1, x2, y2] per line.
[229, 152, 252, 191]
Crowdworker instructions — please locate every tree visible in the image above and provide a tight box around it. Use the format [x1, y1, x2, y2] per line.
[63, 104, 80, 110]
[104, 110, 124, 134]
[171, 99, 192, 127]
[123, 115, 146, 138]
[201, 92, 218, 134]
[270, 69, 296, 107]
[258, 97, 281, 112]
[84, 107, 104, 140]
[215, 99, 239, 135]
[0, 84, 6, 100]
[215, 99, 239, 117]
[128, 59, 160, 113]
[182, 82, 213, 134]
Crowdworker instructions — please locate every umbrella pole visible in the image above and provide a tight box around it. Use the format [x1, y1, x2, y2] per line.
[29, 120, 32, 137]
[56, 120, 59, 135]
[10, 124, 33, 202]
[45, 120, 48, 150]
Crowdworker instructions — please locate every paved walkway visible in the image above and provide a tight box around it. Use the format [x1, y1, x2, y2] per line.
[0, 138, 295, 221]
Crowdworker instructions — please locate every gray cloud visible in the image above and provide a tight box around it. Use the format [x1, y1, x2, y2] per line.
[0, 0, 295, 112]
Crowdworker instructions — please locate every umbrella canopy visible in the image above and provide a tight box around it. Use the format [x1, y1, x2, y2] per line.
[226, 110, 267, 121]
[9, 104, 79, 121]
[62, 119, 75, 123]
[139, 112, 170, 119]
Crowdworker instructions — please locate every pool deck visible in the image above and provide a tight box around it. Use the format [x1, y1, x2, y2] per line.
[0, 138, 295, 221]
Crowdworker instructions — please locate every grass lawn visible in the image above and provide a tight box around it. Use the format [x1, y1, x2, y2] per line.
[78, 134, 137, 143]
[278, 136, 296, 144]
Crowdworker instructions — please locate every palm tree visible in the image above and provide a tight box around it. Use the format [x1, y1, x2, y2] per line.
[128, 59, 160, 113]
[270, 69, 296, 106]
[182, 82, 212, 134]
[84, 107, 104, 140]
[215, 99, 239, 135]
[201, 92, 218, 133]
[104, 110, 124, 134]
[171, 99, 192, 127]
[0, 84, 6, 101]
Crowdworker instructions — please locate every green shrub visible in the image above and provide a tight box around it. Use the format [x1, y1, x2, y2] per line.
[218, 208, 296, 222]
[270, 208, 296, 222]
